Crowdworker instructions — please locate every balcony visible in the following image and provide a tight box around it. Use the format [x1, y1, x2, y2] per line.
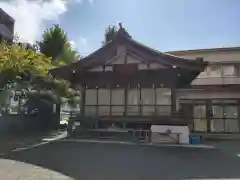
[192, 64, 240, 86]
[192, 76, 240, 86]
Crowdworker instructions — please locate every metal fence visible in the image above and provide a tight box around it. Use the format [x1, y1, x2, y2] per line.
[70, 128, 151, 142]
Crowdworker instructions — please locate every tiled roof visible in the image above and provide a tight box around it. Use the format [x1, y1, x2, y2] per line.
[73, 26, 207, 70]
[167, 47, 240, 54]
[51, 25, 208, 80]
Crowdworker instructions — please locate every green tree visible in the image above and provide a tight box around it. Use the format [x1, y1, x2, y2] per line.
[56, 43, 79, 64]
[0, 41, 80, 112]
[37, 24, 79, 64]
[102, 25, 118, 45]
[37, 25, 81, 123]
[37, 24, 67, 61]
[0, 41, 53, 88]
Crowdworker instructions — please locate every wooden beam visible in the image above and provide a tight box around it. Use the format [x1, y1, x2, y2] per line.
[126, 43, 202, 70]
[88, 66, 104, 72]
[126, 52, 148, 64]
[126, 44, 172, 67]
[106, 55, 120, 65]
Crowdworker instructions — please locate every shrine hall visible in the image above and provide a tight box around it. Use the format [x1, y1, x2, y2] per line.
[52, 24, 207, 131]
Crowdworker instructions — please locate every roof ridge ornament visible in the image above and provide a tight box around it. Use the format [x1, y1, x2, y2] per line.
[117, 22, 132, 39]
[119, 22, 123, 29]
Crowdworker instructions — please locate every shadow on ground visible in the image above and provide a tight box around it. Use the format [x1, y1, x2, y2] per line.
[2, 141, 240, 180]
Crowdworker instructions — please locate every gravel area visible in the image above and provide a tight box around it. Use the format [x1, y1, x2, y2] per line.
[0, 159, 73, 180]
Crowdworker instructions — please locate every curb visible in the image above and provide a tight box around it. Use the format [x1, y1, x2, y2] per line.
[58, 139, 217, 150]
[0, 141, 52, 157]
[0, 131, 67, 156]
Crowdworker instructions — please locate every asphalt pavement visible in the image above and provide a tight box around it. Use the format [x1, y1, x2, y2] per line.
[0, 130, 67, 155]
[2, 141, 240, 180]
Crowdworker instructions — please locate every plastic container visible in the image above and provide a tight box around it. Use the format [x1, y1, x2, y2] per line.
[189, 135, 201, 144]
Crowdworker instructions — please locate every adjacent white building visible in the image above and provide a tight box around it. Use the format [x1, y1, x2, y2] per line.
[169, 47, 240, 133]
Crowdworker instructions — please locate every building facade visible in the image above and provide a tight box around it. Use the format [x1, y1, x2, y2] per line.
[0, 8, 14, 42]
[53, 25, 206, 130]
[169, 47, 240, 134]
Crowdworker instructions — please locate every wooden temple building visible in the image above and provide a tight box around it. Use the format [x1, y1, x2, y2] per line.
[53, 24, 207, 130]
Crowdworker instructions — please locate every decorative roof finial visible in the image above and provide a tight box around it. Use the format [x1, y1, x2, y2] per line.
[119, 22, 123, 29]
[116, 22, 132, 39]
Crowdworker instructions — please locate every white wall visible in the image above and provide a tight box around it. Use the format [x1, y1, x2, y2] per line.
[192, 77, 240, 86]
[171, 50, 240, 63]
[170, 48, 240, 87]
[176, 89, 240, 100]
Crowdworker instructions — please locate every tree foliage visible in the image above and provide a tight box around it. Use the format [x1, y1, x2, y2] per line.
[0, 25, 81, 115]
[0, 41, 54, 87]
[36, 24, 81, 107]
[37, 24, 68, 61]
[56, 43, 79, 64]
[37, 24, 79, 64]
[0, 41, 80, 111]
[102, 25, 118, 45]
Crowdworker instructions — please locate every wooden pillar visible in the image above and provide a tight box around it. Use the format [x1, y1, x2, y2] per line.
[171, 88, 176, 113]
[124, 84, 128, 116]
[96, 87, 99, 116]
[139, 86, 142, 116]
[206, 100, 212, 133]
[237, 99, 240, 132]
[123, 50, 128, 116]
[122, 122, 126, 129]
[80, 86, 86, 116]
[95, 121, 99, 128]
[110, 87, 112, 116]
[154, 85, 157, 116]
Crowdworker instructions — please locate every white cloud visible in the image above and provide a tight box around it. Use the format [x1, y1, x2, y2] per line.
[0, 0, 82, 43]
[69, 40, 77, 50]
[69, 36, 87, 52]
[69, 36, 90, 56]
[69, 36, 87, 50]
[79, 36, 87, 45]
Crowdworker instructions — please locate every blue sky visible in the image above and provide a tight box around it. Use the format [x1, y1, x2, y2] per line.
[2, 0, 240, 56]
[58, 0, 240, 55]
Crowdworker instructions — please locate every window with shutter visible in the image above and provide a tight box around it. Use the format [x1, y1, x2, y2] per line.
[222, 65, 236, 77]
[207, 66, 222, 77]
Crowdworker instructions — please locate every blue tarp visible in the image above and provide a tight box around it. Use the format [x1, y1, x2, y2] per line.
[189, 135, 201, 144]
